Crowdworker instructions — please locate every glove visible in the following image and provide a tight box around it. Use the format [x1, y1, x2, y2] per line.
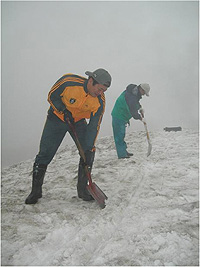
[85, 150, 95, 166]
[141, 118, 146, 124]
[80, 149, 95, 167]
[63, 109, 74, 124]
[139, 108, 145, 118]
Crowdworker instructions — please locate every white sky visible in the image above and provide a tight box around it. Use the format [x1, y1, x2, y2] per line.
[1, 0, 199, 167]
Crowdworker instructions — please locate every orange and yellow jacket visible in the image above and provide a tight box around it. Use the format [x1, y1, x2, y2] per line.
[48, 73, 105, 151]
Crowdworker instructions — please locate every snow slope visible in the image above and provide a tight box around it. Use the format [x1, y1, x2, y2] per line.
[1, 129, 199, 266]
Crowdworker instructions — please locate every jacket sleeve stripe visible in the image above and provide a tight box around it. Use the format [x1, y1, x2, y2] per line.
[92, 93, 105, 147]
[50, 77, 85, 93]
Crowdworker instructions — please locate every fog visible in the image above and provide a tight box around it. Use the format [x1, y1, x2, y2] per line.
[1, 1, 199, 167]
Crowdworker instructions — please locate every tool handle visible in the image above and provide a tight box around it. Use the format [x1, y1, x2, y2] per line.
[66, 118, 86, 160]
[143, 121, 150, 141]
[66, 118, 93, 185]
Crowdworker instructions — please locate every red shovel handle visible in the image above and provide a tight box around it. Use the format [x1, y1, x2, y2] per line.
[66, 117, 93, 185]
[66, 117, 107, 208]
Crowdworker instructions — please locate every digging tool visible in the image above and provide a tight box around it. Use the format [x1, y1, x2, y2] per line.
[142, 119, 152, 157]
[66, 117, 108, 209]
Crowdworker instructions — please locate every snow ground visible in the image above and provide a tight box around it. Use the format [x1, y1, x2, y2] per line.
[1, 129, 199, 266]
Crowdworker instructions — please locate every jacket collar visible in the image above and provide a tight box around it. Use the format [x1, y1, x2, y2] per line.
[84, 80, 89, 93]
[138, 89, 142, 99]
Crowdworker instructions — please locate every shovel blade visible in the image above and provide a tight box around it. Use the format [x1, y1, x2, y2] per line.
[87, 182, 108, 209]
[147, 142, 152, 157]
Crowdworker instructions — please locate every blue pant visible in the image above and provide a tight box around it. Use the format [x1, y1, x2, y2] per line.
[112, 116, 128, 158]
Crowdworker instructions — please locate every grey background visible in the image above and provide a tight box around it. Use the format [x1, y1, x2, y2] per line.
[2, 1, 199, 167]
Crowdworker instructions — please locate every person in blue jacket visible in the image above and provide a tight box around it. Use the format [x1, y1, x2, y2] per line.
[111, 83, 150, 159]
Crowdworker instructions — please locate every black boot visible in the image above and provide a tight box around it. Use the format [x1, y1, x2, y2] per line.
[77, 150, 96, 201]
[77, 161, 94, 201]
[126, 151, 133, 157]
[25, 163, 47, 204]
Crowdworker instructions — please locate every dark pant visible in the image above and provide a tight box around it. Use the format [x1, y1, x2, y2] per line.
[28, 110, 96, 201]
[35, 110, 88, 165]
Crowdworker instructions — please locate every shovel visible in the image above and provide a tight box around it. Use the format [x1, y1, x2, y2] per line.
[142, 119, 152, 157]
[66, 118, 108, 209]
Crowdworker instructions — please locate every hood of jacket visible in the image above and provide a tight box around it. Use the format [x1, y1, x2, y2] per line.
[126, 84, 142, 100]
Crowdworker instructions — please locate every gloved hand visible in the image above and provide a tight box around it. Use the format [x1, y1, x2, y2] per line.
[84, 150, 95, 167]
[141, 117, 146, 124]
[63, 109, 74, 124]
[139, 107, 145, 118]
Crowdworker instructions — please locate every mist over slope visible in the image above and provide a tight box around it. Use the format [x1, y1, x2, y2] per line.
[1, 129, 199, 266]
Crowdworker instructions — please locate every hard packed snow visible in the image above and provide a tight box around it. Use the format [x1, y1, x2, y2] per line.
[1, 129, 199, 266]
